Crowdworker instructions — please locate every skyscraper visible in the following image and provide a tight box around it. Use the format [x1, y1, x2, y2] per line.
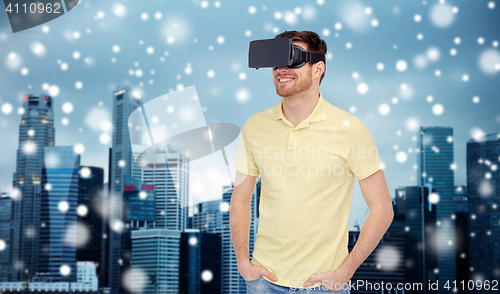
[132, 144, 189, 231]
[453, 185, 470, 287]
[77, 166, 104, 267]
[179, 229, 222, 294]
[417, 126, 456, 292]
[38, 146, 80, 281]
[118, 175, 156, 293]
[179, 229, 200, 294]
[348, 227, 407, 293]
[192, 199, 223, 233]
[100, 149, 113, 289]
[130, 229, 181, 294]
[10, 94, 55, 282]
[222, 184, 257, 294]
[0, 195, 12, 281]
[109, 85, 142, 293]
[466, 133, 500, 286]
[395, 185, 438, 293]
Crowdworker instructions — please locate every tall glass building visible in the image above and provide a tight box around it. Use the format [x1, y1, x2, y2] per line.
[192, 199, 223, 233]
[417, 126, 456, 293]
[109, 85, 143, 293]
[466, 133, 500, 287]
[132, 144, 189, 231]
[395, 185, 438, 292]
[117, 174, 156, 293]
[0, 195, 12, 281]
[77, 166, 104, 267]
[453, 185, 470, 287]
[179, 229, 222, 294]
[349, 226, 407, 292]
[38, 146, 80, 281]
[10, 94, 55, 282]
[130, 229, 181, 294]
[222, 184, 257, 294]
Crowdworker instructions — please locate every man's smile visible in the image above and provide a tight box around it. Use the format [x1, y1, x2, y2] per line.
[278, 76, 295, 83]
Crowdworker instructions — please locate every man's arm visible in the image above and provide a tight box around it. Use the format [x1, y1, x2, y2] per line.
[230, 171, 278, 282]
[230, 171, 258, 266]
[337, 169, 394, 279]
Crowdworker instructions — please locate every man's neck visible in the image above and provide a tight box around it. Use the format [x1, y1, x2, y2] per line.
[281, 89, 320, 128]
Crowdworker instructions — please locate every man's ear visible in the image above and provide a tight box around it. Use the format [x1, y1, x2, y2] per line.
[313, 62, 325, 79]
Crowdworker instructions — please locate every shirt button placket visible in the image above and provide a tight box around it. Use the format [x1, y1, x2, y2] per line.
[287, 129, 297, 163]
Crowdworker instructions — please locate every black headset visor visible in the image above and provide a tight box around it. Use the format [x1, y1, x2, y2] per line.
[248, 38, 326, 70]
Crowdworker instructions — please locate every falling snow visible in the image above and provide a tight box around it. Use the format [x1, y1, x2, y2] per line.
[0, 4, 498, 282]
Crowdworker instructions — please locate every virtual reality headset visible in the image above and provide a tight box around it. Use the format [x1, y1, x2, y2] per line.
[248, 37, 326, 70]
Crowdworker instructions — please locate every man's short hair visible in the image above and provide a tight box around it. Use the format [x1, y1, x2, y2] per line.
[274, 30, 327, 85]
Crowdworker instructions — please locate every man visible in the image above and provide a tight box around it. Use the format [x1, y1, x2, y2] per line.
[230, 30, 394, 293]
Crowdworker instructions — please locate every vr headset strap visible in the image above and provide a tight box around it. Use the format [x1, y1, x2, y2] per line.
[307, 52, 325, 64]
[295, 50, 325, 64]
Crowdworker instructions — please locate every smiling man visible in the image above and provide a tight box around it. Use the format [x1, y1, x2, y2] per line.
[230, 30, 394, 293]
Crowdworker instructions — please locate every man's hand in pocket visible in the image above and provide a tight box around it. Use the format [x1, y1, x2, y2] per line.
[239, 261, 278, 282]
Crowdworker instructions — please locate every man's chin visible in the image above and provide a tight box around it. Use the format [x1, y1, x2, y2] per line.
[276, 88, 297, 97]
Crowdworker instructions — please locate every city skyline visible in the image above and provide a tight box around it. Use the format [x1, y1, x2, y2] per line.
[0, 90, 498, 292]
[1, 86, 498, 232]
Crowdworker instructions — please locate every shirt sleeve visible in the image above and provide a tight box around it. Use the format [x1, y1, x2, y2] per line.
[346, 118, 382, 181]
[233, 122, 260, 176]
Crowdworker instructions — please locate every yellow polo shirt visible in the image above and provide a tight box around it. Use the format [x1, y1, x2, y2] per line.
[233, 92, 382, 289]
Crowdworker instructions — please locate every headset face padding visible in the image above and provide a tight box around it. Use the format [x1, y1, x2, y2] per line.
[273, 45, 315, 70]
[288, 45, 307, 69]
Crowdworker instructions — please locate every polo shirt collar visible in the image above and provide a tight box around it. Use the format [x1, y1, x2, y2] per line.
[272, 92, 328, 125]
